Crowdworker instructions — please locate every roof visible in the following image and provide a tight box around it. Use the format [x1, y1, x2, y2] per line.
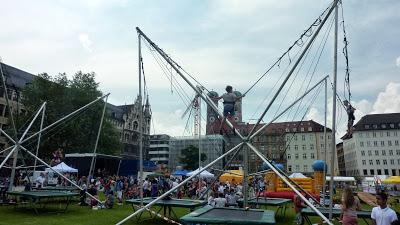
[353, 113, 400, 131]
[0, 63, 35, 90]
[248, 120, 332, 134]
[106, 102, 125, 121]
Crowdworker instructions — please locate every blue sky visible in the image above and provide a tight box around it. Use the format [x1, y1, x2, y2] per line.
[1, 0, 399, 138]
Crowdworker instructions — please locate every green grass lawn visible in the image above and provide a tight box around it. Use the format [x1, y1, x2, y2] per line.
[0, 198, 376, 225]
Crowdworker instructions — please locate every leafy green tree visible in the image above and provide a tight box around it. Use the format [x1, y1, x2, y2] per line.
[178, 145, 207, 170]
[18, 71, 122, 161]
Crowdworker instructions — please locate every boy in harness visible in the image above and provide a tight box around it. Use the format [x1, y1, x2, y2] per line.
[343, 100, 355, 139]
[212, 85, 243, 135]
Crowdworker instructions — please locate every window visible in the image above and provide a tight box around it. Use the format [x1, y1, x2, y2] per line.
[388, 140, 392, 146]
[362, 160, 366, 165]
[359, 133, 363, 138]
[381, 141, 385, 146]
[389, 150, 393, 155]
[390, 159, 395, 165]
[395, 140, 399, 146]
[294, 135, 297, 140]
[377, 169, 382, 175]
[367, 141, 371, 147]
[368, 150, 372, 156]
[366, 132, 370, 137]
[380, 131, 384, 137]
[302, 135, 305, 140]
[310, 144, 314, 150]
[370, 169, 375, 175]
[383, 159, 387, 165]
[384, 169, 389, 175]
[360, 142, 364, 147]
[369, 160, 373, 165]
[382, 150, 386, 156]
[387, 131, 390, 137]
[295, 154, 299, 159]
[392, 169, 396, 176]
[376, 160, 380, 165]
[320, 135, 324, 140]
[363, 169, 368, 175]
[303, 153, 307, 159]
[373, 125, 378, 129]
[373, 132, 376, 137]
[365, 125, 370, 129]
[396, 150, 400, 155]
[288, 165, 292, 172]
[287, 154, 291, 159]
[373, 141, 378, 147]
[390, 124, 395, 128]
[303, 165, 308, 172]
[395, 131, 398, 137]
[311, 153, 315, 159]
[295, 165, 300, 171]
[321, 144, 324, 148]
[302, 145, 306, 151]
[375, 150, 379, 156]
[295, 145, 298, 151]
[361, 151, 365, 156]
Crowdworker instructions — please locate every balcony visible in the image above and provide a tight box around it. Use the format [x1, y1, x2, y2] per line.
[148, 151, 169, 155]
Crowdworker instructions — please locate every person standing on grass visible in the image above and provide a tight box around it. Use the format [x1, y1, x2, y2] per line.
[340, 187, 361, 225]
[371, 192, 398, 225]
[293, 192, 307, 225]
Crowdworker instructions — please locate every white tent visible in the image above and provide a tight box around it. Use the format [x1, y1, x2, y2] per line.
[187, 167, 214, 178]
[326, 176, 355, 182]
[45, 162, 78, 173]
[289, 173, 307, 178]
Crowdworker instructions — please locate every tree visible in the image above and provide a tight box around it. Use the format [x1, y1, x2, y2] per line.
[17, 71, 122, 161]
[178, 145, 207, 170]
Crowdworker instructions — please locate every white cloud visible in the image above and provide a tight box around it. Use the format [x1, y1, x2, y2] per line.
[371, 82, 400, 113]
[396, 56, 400, 67]
[78, 33, 93, 52]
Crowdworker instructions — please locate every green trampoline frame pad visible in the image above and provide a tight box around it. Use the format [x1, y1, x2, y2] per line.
[8, 191, 78, 199]
[126, 197, 206, 208]
[302, 207, 371, 218]
[180, 205, 276, 225]
[238, 197, 292, 206]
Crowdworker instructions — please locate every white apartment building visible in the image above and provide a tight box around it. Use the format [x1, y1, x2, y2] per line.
[343, 113, 400, 176]
[168, 135, 225, 171]
[149, 134, 171, 165]
[284, 120, 337, 175]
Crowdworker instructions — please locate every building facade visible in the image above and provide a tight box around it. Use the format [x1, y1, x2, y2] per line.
[168, 135, 225, 171]
[149, 134, 171, 165]
[342, 113, 400, 176]
[336, 142, 346, 176]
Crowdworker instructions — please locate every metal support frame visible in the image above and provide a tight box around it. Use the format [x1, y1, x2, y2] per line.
[87, 95, 108, 185]
[33, 103, 46, 174]
[0, 94, 109, 203]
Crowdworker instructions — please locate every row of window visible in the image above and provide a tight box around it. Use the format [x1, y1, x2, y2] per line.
[363, 124, 400, 130]
[287, 165, 310, 172]
[358, 130, 398, 138]
[362, 168, 399, 176]
[361, 158, 400, 166]
[361, 149, 400, 156]
[287, 153, 315, 160]
[360, 140, 399, 147]
[285, 134, 331, 142]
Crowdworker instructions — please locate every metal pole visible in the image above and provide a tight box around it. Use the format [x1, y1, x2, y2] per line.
[34, 103, 46, 174]
[20, 145, 103, 204]
[87, 96, 108, 185]
[0, 145, 17, 170]
[243, 145, 249, 208]
[247, 142, 333, 225]
[198, 93, 202, 191]
[247, 0, 338, 138]
[136, 27, 245, 140]
[329, 3, 338, 220]
[116, 142, 244, 225]
[322, 78, 327, 207]
[138, 32, 144, 206]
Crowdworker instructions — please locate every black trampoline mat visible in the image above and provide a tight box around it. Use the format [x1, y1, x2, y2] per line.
[198, 208, 263, 220]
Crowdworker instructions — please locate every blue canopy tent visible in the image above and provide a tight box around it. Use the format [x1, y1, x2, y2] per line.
[172, 169, 191, 176]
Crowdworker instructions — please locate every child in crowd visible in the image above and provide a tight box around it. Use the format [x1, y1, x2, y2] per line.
[214, 192, 227, 207]
[105, 190, 115, 209]
[340, 187, 361, 225]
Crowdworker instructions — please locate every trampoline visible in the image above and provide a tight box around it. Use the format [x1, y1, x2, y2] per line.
[126, 197, 206, 221]
[238, 197, 292, 216]
[7, 190, 78, 214]
[180, 205, 276, 225]
[33, 186, 79, 192]
[302, 207, 372, 225]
